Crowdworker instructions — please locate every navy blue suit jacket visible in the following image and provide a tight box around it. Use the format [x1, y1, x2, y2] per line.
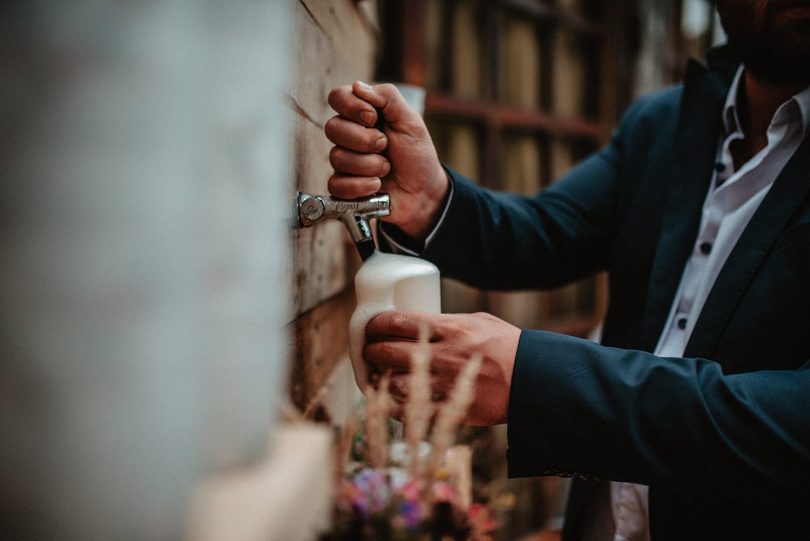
[384, 47, 810, 539]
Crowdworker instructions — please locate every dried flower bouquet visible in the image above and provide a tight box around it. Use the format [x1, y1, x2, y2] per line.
[322, 331, 498, 541]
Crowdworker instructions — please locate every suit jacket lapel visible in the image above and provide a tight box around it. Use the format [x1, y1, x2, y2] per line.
[638, 59, 731, 351]
[685, 137, 810, 360]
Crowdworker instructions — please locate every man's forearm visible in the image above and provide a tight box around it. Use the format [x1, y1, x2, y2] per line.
[507, 330, 810, 501]
[413, 158, 619, 291]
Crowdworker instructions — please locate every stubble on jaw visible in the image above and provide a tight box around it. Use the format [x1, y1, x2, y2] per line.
[716, 0, 810, 86]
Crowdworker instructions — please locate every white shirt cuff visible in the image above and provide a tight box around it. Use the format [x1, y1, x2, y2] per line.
[378, 176, 455, 256]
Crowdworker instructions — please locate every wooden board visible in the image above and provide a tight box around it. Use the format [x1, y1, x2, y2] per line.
[552, 29, 586, 119]
[441, 278, 485, 314]
[445, 123, 481, 179]
[294, 114, 333, 195]
[289, 288, 356, 410]
[291, 0, 375, 317]
[293, 0, 376, 128]
[451, 1, 482, 99]
[292, 101, 363, 315]
[488, 290, 551, 329]
[501, 134, 542, 194]
[424, 0, 446, 89]
[300, 0, 377, 73]
[550, 138, 575, 181]
[488, 134, 550, 329]
[291, 115, 355, 315]
[293, 222, 356, 317]
[502, 15, 542, 109]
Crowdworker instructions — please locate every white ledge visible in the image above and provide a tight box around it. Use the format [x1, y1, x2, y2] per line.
[186, 423, 333, 541]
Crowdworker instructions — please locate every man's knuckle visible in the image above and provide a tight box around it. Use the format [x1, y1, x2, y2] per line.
[378, 83, 397, 95]
[364, 130, 379, 150]
[327, 85, 350, 106]
[327, 175, 342, 193]
[324, 116, 340, 138]
[389, 312, 407, 329]
[381, 343, 400, 363]
[363, 342, 381, 363]
[329, 148, 344, 169]
[378, 157, 391, 176]
[365, 340, 387, 359]
[365, 317, 381, 336]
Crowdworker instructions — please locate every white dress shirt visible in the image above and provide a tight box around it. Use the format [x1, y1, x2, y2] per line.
[609, 67, 810, 541]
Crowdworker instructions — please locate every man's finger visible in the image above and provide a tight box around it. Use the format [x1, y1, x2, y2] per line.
[364, 339, 418, 370]
[329, 147, 391, 178]
[352, 81, 414, 125]
[328, 84, 379, 127]
[366, 311, 441, 341]
[324, 115, 387, 153]
[430, 374, 454, 398]
[368, 367, 382, 386]
[389, 404, 405, 421]
[328, 175, 382, 200]
[388, 373, 409, 400]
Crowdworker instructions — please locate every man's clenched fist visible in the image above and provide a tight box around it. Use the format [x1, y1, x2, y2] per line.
[326, 81, 450, 242]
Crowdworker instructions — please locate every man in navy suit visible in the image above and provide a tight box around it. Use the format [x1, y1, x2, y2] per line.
[325, 1, 810, 539]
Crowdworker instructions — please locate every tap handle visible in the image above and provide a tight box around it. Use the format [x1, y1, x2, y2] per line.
[294, 192, 390, 228]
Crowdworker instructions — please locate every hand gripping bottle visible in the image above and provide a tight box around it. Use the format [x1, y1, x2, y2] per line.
[348, 252, 440, 389]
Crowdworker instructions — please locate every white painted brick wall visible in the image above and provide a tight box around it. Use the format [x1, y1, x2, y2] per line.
[0, 1, 293, 538]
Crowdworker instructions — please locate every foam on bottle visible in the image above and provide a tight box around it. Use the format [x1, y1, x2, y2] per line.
[349, 252, 441, 391]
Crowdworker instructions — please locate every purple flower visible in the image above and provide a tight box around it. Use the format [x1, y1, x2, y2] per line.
[351, 469, 391, 516]
[397, 499, 422, 530]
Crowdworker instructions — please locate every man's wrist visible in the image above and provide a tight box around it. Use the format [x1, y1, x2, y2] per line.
[397, 166, 451, 242]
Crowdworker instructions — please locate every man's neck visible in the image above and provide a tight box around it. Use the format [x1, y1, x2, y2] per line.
[737, 71, 806, 163]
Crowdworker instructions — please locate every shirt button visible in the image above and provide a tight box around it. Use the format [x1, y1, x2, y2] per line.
[677, 317, 688, 330]
[699, 242, 712, 255]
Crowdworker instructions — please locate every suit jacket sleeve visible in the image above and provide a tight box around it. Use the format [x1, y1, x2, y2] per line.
[416, 157, 617, 290]
[379, 95, 654, 291]
[507, 330, 810, 502]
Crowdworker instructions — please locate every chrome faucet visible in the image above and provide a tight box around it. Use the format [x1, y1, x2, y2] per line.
[294, 192, 390, 260]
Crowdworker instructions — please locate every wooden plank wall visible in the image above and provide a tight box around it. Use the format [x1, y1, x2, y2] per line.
[289, 0, 378, 413]
[412, 0, 610, 337]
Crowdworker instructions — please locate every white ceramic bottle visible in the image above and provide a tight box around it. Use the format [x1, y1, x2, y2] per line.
[349, 252, 441, 390]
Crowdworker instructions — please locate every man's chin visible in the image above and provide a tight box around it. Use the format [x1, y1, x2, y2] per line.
[745, 58, 810, 86]
[728, 40, 810, 87]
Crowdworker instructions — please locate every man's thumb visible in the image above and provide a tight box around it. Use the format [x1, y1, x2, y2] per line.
[352, 81, 414, 124]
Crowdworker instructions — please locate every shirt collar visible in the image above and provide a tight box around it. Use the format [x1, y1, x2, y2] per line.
[794, 84, 810, 138]
[722, 66, 745, 136]
[723, 65, 810, 139]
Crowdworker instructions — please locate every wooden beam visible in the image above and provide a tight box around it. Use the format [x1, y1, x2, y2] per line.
[497, 0, 602, 35]
[425, 93, 603, 141]
[497, 0, 555, 21]
[482, 1, 502, 102]
[482, 122, 501, 189]
[401, 0, 427, 86]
